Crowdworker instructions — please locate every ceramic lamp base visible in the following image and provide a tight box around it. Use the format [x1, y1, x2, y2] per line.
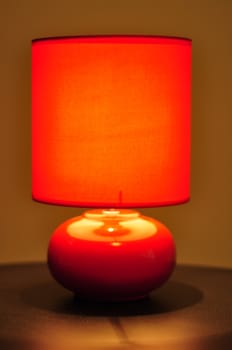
[48, 209, 176, 301]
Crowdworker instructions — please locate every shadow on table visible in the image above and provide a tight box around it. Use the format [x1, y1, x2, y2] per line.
[21, 279, 203, 317]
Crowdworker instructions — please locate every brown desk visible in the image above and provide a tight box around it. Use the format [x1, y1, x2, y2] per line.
[0, 263, 231, 349]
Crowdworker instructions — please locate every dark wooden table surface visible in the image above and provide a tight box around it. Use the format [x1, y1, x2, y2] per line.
[0, 263, 231, 350]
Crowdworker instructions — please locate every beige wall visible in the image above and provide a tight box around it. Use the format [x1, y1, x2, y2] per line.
[0, 0, 231, 268]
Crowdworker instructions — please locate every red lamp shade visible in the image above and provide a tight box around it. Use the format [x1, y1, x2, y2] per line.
[32, 36, 191, 208]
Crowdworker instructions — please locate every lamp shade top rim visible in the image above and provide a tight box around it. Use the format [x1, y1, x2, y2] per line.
[32, 35, 192, 45]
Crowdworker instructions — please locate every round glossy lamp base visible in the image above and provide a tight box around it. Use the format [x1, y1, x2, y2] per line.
[48, 210, 176, 301]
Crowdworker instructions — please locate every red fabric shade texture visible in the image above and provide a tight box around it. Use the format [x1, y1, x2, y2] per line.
[32, 36, 191, 208]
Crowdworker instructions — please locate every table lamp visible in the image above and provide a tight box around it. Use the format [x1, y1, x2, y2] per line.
[32, 36, 191, 301]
